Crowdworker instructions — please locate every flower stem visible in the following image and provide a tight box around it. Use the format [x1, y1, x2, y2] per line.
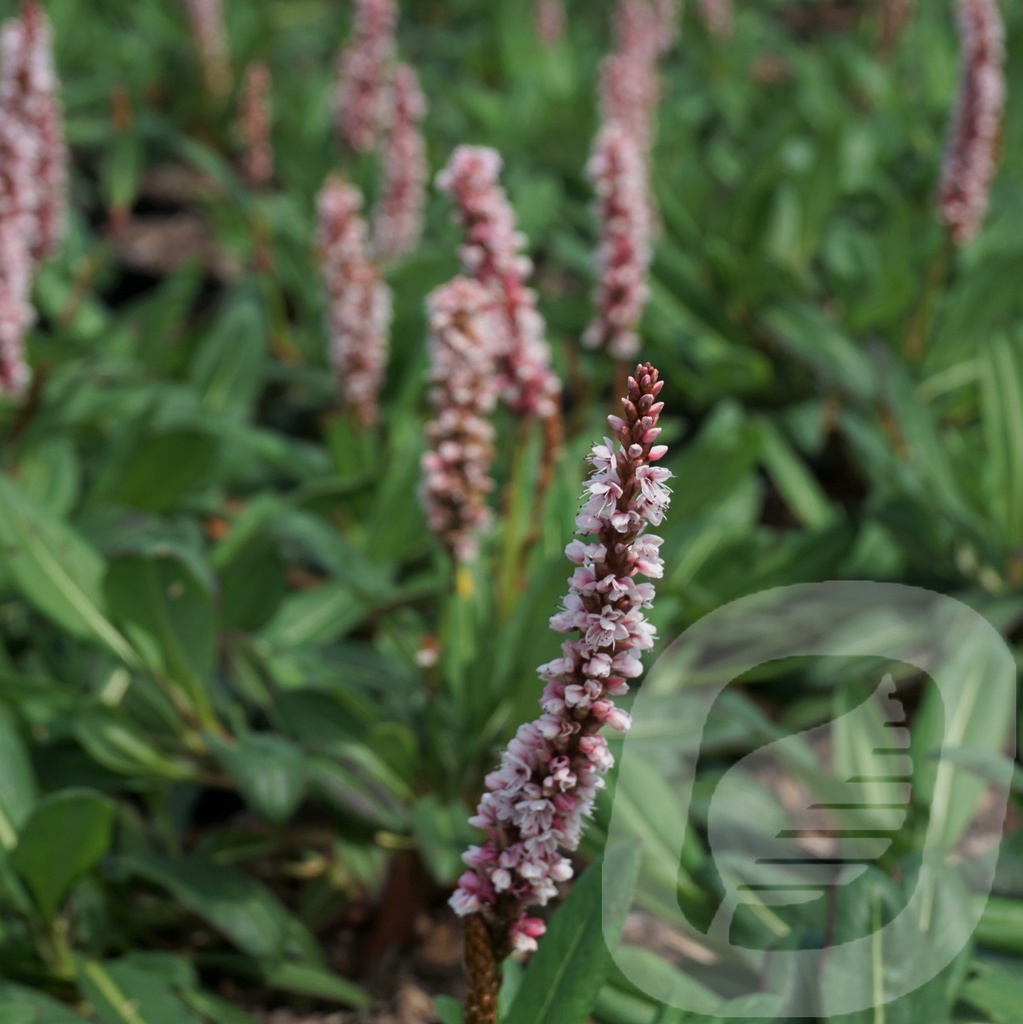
[464, 913, 502, 1024]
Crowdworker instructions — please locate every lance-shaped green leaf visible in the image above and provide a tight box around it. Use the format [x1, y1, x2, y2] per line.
[0, 982, 91, 1022]
[505, 840, 641, 1024]
[0, 473, 137, 664]
[105, 550, 216, 727]
[207, 732, 307, 825]
[0, 705, 37, 852]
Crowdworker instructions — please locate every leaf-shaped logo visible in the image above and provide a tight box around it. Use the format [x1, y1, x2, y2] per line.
[603, 582, 1016, 1017]
[705, 674, 911, 945]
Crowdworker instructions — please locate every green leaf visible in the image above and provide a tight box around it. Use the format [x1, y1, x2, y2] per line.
[121, 854, 307, 961]
[960, 963, 1023, 1023]
[17, 436, 81, 516]
[105, 551, 216, 726]
[207, 733, 307, 825]
[976, 896, 1023, 955]
[505, 841, 641, 1024]
[178, 988, 262, 1024]
[411, 794, 478, 884]
[980, 333, 1023, 546]
[0, 704, 37, 851]
[0, 473, 137, 664]
[77, 959, 201, 1024]
[11, 790, 115, 920]
[74, 707, 197, 782]
[935, 746, 1023, 794]
[0, 982, 91, 1022]
[758, 419, 835, 529]
[910, 626, 1015, 852]
[433, 995, 464, 1024]
[261, 582, 370, 647]
[189, 292, 267, 421]
[106, 429, 219, 513]
[883, 356, 977, 528]
[256, 962, 371, 1007]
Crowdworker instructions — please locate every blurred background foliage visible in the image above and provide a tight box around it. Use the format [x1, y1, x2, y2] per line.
[0, 0, 1022, 1021]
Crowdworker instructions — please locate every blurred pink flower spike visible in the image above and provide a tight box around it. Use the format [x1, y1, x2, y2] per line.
[316, 176, 392, 427]
[938, 0, 1005, 246]
[534, 0, 566, 47]
[373, 63, 428, 265]
[420, 278, 503, 564]
[183, 0, 231, 99]
[0, 1, 69, 398]
[437, 145, 561, 421]
[583, 124, 652, 360]
[698, 0, 734, 39]
[451, 363, 671, 955]
[240, 62, 274, 189]
[334, 0, 397, 154]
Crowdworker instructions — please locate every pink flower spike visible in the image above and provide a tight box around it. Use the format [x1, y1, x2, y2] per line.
[420, 277, 503, 563]
[0, 0, 70, 397]
[316, 176, 392, 426]
[437, 145, 561, 420]
[21, 2, 67, 263]
[583, 123, 652, 360]
[534, 0, 566, 47]
[334, 0, 397, 154]
[239, 61, 273, 189]
[938, 0, 1005, 245]
[372, 63, 428, 265]
[183, 0, 230, 98]
[451, 363, 672, 958]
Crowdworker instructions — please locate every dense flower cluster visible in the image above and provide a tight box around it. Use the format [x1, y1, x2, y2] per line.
[938, 0, 1005, 245]
[534, 0, 566, 47]
[240, 62, 273, 188]
[0, 2, 67, 397]
[183, 0, 230, 98]
[450, 363, 671, 954]
[583, 124, 652, 360]
[372, 63, 428, 264]
[316, 177, 392, 426]
[420, 278, 503, 563]
[334, 0, 397, 154]
[698, 0, 734, 39]
[437, 146, 560, 420]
